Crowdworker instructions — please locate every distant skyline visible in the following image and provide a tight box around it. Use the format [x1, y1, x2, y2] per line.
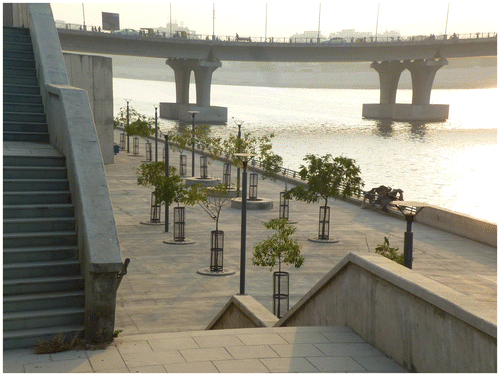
[50, 1, 498, 39]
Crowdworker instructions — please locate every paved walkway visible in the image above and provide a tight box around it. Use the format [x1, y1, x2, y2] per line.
[3, 134, 496, 372]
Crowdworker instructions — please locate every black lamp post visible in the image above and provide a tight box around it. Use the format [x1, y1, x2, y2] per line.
[154, 105, 158, 163]
[188, 111, 199, 177]
[164, 134, 170, 233]
[232, 118, 244, 197]
[391, 201, 426, 269]
[235, 153, 255, 295]
[125, 99, 131, 153]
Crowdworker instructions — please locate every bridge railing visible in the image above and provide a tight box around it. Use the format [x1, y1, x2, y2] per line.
[55, 22, 497, 45]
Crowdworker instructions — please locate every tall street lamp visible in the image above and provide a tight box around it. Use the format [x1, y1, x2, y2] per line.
[188, 111, 199, 177]
[232, 118, 244, 197]
[125, 99, 132, 153]
[154, 105, 158, 163]
[234, 153, 255, 295]
[390, 201, 427, 269]
[164, 133, 170, 233]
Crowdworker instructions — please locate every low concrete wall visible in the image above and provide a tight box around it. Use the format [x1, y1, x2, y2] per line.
[63, 53, 114, 165]
[277, 253, 497, 373]
[207, 295, 278, 330]
[362, 103, 450, 122]
[160, 103, 228, 123]
[416, 204, 496, 247]
[18, 3, 123, 344]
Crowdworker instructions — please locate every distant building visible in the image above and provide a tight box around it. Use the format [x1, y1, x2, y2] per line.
[289, 31, 326, 42]
[328, 29, 372, 41]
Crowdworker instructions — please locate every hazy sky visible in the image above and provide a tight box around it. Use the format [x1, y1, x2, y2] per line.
[51, 1, 497, 38]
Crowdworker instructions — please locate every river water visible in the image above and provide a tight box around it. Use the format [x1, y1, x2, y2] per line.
[113, 78, 497, 223]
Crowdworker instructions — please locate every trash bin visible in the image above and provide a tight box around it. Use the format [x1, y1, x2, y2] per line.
[114, 144, 120, 155]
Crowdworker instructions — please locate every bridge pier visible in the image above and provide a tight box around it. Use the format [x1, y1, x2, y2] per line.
[160, 58, 227, 123]
[363, 58, 449, 122]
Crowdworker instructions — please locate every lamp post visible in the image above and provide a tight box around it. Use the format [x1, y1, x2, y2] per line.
[235, 153, 255, 295]
[188, 111, 199, 177]
[125, 99, 132, 153]
[154, 105, 158, 163]
[390, 201, 426, 269]
[164, 133, 170, 233]
[232, 118, 244, 197]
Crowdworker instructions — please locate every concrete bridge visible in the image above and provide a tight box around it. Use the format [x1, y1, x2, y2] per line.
[57, 28, 497, 123]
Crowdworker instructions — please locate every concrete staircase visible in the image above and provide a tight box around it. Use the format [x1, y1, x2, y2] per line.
[3, 26, 85, 350]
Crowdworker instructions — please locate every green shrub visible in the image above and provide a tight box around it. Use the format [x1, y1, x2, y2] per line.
[375, 237, 405, 265]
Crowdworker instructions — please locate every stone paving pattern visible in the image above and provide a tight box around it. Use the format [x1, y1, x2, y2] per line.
[3, 133, 496, 372]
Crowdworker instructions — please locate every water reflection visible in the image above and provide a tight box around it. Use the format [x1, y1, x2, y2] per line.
[374, 120, 394, 138]
[409, 122, 427, 139]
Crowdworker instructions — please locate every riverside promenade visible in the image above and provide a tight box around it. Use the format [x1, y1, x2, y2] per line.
[3, 131, 496, 372]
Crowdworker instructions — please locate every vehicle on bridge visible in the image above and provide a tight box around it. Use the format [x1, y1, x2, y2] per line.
[323, 37, 345, 44]
[140, 28, 155, 36]
[173, 30, 187, 39]
[115, 28, 139, 36]
[235, 33, 251, 42]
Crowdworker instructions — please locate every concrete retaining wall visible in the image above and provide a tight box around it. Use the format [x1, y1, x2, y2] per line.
[63, 53, 114, 165]
[277, 253, 497, 373]
[207, 295, 278, 330]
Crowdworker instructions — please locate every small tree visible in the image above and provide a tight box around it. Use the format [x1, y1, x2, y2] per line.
[115, 106, 155, 139]
[375, 237, 405, 265]
[285, 154, 364, 240]
[253, 218, 304, 318]
[198, 183, 233, 232]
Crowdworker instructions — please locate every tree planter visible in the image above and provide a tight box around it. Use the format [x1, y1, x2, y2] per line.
[173, 206, 185, 242]
[200, 156, 208, 179]
[222, 163, 231, 189]
[180, 155, 187, 176]
[120, 132, 126, 150]
[318, 205, 330, 240]
[273, 271, 289, 318]
[150, 192, 161, 223]
[279, 192, 289, 220]
[210, 230, 224, 272]
[249, 173, 258, 200]
[132, 137, 139, 155]
[145, 141, 152, 161]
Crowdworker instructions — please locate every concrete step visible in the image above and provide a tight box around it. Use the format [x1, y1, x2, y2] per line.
[3, 83, 40, 95]
[3, 26, 31, 36]
[3, 121, 48, 134]
[3, 245, 79, 264]
[4, 307, 85, 331]
[4, 291, 84, 313]
[3, 92, 42, 104]
[3, 191, 71, 205]
[3, 58, 35, 69]
[3, 66, 37, 78]
[3, 154, 66, 167]
[3, 259, 80, 280]
[3, 230, 77, 249]
[3, 111, 46, 123]
[3, 203, 74, 219]
[4, 217, 76, 233]
[3, 102, 45, 114]
[3, 41, 34, 53]
[3, 74, 38, 86]
[3, 179, 69, 192]
[3, 275, 84, 296]
[2, 132, 50, 143]
[3, 324, 84, 351]
[3, 50, 35, 61]
[3, 166, 67, 180]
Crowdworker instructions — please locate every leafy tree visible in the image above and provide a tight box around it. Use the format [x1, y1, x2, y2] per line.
[285, 154, 364, 239]
[115, 106, 155, 139]
[135, 162, 203, 208]
[252, 218, 304, 274]
[198, 183, 233, 232]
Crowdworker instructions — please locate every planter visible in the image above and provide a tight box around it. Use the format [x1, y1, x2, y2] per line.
[222, 163, 231, 189]
[279, 192, 289, 220]
[273, 271, 289, 318]
[200, 156, 208, 179]
[150, 192, 161, 223]
[210, 230, 224, 272]
[249, 173, 258, 200]
[145, 141, 152, 161]
[119, 132, 126, 150]
[180, 154, 187, 176]
[173, 206, 185, 242]
[132, 137, 139, 155]
[318, 205, 330, 240]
